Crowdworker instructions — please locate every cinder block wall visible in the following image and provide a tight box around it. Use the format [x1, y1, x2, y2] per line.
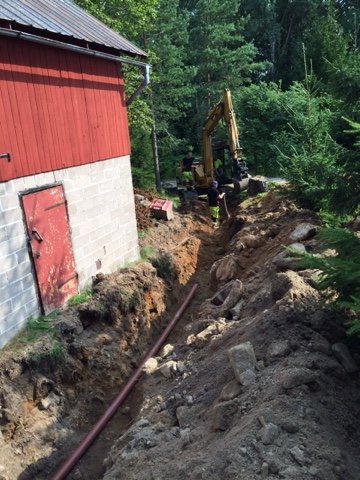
[0, 155, 139, 348]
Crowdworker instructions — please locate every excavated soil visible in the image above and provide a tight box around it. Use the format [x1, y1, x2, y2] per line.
[0, 190, 360, 480]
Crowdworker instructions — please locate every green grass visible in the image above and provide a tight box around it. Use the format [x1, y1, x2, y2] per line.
[68, 288, 92, 306]
[20, 312, 58, 344]
[0, 311, 61, 363]
[140, 246, 156, 261]
[28, 340, 65, 366]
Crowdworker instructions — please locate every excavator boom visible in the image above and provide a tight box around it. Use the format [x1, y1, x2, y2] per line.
[197, 89, 241, 187]
[176, 89, 245, 192]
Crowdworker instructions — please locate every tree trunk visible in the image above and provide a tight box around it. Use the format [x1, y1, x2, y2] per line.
[151, 109, 161, 193]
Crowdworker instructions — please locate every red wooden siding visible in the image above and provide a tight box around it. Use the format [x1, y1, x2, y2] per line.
[0, 37, 130, 182]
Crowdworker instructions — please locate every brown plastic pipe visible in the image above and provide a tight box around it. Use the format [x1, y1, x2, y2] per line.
[51, 283, 198, 480]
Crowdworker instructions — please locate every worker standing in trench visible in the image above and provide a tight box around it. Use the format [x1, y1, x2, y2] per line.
[207, 180, 225, 228]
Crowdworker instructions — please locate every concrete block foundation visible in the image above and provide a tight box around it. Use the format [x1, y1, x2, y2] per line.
[0, 155, 139, 348]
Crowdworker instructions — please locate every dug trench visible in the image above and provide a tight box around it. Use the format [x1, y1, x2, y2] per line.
[0, 197, 219, 480]
[1, 190, 360, 480]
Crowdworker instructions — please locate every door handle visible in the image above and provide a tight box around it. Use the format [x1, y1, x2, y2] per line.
[32, 228, 43, 243]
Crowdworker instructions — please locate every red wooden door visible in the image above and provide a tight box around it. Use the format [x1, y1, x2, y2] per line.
[22, 185, 78, 314]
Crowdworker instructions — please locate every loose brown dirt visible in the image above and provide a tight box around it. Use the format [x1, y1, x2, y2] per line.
[0, 189, 359, 480]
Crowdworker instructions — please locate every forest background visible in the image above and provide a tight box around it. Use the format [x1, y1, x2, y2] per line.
[75, 0, 359, 217]
[75, 0, 360, 330]
[76, 0, 360, 213]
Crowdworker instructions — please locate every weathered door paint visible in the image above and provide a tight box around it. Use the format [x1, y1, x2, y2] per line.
[21, 185, 78, 314]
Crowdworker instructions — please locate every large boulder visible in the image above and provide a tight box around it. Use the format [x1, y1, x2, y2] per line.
[210, 254, 243, 291]
[200, 280, 243, 318]
[289, 223, 317, 242]
[248, 176, 267, 197]
[272, 243, 306, 271]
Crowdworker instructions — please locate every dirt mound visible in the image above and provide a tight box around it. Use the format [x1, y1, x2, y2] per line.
[0, 206, 210, 480]
[101, 191, 360, 480]
[1, 191, 360, 480]
[133, 189, 156, 231]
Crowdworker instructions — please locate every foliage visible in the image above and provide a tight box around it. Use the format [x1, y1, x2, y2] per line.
[236, 82, 287, 174]
[130, 125, 155, 188]
[296, 227, 360, 335]
[74, 0, 157, 39]
[140, 246, 156, 261]
[28, 341, 65, 367]
[185, 0, 267, 148]
[343, 118, 360, 148]
[328, 117, 360, 216]
[147, 0, 196, 182]
[76, 0, 360, 203]
[275, 67, 342, 211]
[18, 312, 58, 344]
[68, 288, 92, 306]
[4, 312, 64, 368]
[318, 210, 353, 229]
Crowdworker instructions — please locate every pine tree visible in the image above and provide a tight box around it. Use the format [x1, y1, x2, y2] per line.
[297, 227, 360, 335]
[294, 119, 360, 335]
[275, 61, 342, 211]
[148, 0, 195, 168]
[185, 0, 266, 148]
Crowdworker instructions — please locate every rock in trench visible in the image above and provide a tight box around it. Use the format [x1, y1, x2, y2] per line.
[158, 360, 177, 378]
[211, 399, 239, 431]
[266, 340, 291, 361]
[289, 446, 306, 466]
[210, 254, 243, 291]
[289, 223, 317, 242]
[143, 357, 158, 374]
[219, 380, 242, 402]
[281, 368, 318, 390]
[331, 343, 358, 374]
[239, 369, 257, 386]
[228, 342, 256, 384]
[261, 423, 280, 445]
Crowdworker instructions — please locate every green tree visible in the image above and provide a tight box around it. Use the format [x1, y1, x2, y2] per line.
[276, 73, 342, 211]
[185, 0, 266, 148]
[236, 82, 287, 174]
[74, 0, 157, 39]
[296, 227, 360, 335]
[148, 0, 196, 180]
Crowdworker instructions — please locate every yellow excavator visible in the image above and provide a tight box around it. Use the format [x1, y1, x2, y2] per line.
[177, 89, 249, 192]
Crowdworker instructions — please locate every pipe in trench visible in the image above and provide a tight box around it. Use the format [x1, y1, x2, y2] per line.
[51, 283, 199, 480]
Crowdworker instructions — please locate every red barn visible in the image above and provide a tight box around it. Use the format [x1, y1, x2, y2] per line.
[0, 0, 148, 347]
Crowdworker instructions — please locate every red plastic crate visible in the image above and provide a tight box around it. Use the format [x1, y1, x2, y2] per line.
[150, 198, 174, 220]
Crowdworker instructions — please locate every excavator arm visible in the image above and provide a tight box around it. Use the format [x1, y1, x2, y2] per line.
[199, 89, 241, 187]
